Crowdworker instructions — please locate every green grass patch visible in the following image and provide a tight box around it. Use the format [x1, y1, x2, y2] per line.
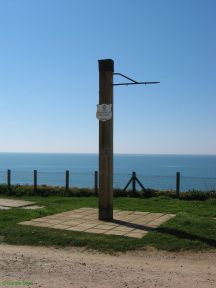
[0, 195, 216, 253]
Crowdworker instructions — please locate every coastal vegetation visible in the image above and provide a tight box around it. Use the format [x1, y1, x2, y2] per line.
[0, 184, 216, 200]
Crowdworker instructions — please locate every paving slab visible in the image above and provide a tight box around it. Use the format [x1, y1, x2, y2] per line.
[19, 208, 175, 239]
[0, 206, 11, 210]
[51, 224, 72, 230]
[125, 231, 148, 239]
[111, 226, 135, 233]
[0, 199, 35, 208]
[22, 205, 45, 210]
[85, 228, 108, 234]
[104, 230, 127, 236]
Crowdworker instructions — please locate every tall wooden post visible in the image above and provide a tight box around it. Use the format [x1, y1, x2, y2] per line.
[98, 59, 114, 221]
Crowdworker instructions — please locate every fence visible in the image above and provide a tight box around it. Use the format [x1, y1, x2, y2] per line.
[0, 169, 216, 196]
[0, 169, 97, 192]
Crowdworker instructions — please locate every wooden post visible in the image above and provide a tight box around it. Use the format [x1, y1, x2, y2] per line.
[34, 170, 37, 192]
[98, 59, 114, 221]
[132, 171, 136, 193]
[65, 170, 69, 191]
[176, 172, 180, 198]
[7, 169, 11, 190]
[94, 171, 98, 195]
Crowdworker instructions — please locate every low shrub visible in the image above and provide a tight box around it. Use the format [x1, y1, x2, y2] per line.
[0, 184, 215, 201]
[180, 190, 216, 201]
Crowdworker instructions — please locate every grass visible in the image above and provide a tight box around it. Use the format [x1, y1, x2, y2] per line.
[0, 195, 216, 253]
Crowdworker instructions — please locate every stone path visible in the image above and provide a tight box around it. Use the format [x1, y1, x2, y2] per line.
[19, 208, 175, 239]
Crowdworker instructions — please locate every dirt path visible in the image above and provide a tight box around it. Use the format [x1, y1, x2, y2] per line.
[0, 244, 216, 288]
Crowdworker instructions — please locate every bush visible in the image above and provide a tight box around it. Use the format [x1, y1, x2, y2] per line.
[0, 184, 215, 201]
[180, 190, 216, 201]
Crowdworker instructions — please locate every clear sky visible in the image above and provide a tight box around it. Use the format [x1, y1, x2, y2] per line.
[0, 0, 215, 154]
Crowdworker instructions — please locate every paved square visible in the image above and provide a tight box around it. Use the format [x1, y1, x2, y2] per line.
[0, 199, 35, 208]
[22, 205, 44, 209]
[19, 208, 175, 238]
[0, 206, 11, 210]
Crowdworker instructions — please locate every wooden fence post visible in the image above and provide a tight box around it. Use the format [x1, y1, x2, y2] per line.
[132, 171, 136, 193]
[94, 171, 98, 195]
[34, 170, 37, 193]
[176, 172, 180, 198]
[7, 169, 11, 190]
[65, 170, 69, 191]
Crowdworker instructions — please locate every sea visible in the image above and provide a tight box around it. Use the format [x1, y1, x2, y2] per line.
[0, 153, 216, 192]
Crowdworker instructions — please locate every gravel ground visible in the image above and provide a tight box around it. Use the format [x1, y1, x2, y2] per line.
[0, 244, 216, 288]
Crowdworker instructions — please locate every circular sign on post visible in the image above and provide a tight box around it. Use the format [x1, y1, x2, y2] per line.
[96, 104, 112, 121]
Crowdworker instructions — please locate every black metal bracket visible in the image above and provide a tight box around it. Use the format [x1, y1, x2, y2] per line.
[113, 72, 160, 86]
[123, 172, 146, 193]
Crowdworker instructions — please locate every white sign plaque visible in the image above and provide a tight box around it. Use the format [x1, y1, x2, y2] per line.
[96, 104, 112, 121]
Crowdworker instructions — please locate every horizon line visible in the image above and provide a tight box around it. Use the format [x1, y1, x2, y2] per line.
[0, 152, 215, 156]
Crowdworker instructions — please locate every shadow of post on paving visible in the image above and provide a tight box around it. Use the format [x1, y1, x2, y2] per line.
[112, 219, 155, 232]
[110, 217, 216, 248]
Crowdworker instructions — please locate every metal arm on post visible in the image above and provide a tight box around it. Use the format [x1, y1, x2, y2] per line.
[113, 72, 160, 86]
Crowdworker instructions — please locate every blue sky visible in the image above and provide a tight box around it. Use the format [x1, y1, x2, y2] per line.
[0, 0, 215, 154]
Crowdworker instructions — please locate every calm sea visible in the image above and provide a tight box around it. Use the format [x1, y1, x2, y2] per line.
[0, 153, 216, 191]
